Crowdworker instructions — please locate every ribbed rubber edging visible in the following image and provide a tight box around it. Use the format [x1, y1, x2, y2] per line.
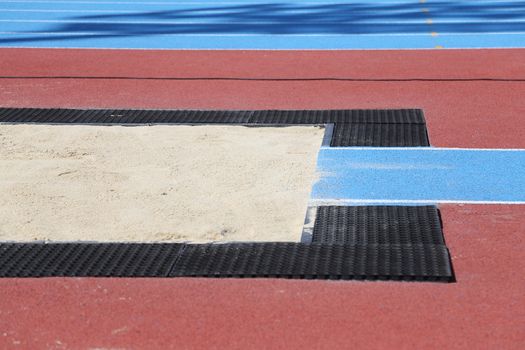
[0, 243, 185, 277]
[312, 206, 444, 245]
[170, 243, 452, 281]
[0, 242, 453, 281]
[0, 108, 430, 147]
[0, 108, 425, 124]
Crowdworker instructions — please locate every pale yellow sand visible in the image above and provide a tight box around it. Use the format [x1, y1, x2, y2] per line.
[0, 124, 324, 242]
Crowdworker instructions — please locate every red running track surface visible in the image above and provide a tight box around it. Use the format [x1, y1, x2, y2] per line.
[1, 49, 525, 148]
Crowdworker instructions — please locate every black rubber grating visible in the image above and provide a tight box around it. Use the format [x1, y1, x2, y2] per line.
[249, 108, 425, 124]
[0, 108, 255, 125]
[170, 243, 452, 281]
[0, 108, 429, 147]
[0, 243, 185, 277]
[312, 206, 444, 245]
[0, 242, 452, 281]
[0, 108, 425, 125]
[331, 123, 430, 147]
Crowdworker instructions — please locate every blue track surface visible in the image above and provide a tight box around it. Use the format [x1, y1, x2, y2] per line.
[312, 148, 525, 205]
[1, 0, 525, 49]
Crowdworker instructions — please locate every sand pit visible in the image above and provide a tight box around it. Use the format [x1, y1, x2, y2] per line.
[0, 124, 324, 242]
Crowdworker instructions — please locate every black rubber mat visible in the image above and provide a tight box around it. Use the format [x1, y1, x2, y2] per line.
[249, 109, 425, 124]
[331, 123, 430, 147]
[0, 108, 425, 125]
[0, 108, 429, 147]
[312, 206, 444, 245]
[170, 243, 452, 281]
[0, 243, 185, 277]
[0, 242, 452, 281]
[0, 234, 453, 281]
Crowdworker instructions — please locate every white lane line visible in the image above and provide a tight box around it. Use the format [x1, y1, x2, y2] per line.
[309, 199, 525, 205]
[324, 147, 525, 151]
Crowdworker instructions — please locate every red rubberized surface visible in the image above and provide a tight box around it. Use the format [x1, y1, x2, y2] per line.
[1, 49, 525, 148]
[2, 48, 525, 80]
[0, 205, 523, 349]
[1, 48, 524, 349]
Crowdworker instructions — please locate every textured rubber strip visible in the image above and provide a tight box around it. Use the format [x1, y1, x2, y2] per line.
[170, 243, 453, 281]
[0, 108, 429, 147]
[0, 242, 453, 281]
[330, 123, 430, 147]
[0, 243, 185, 277]
[312, 206, 444, 245]
[0, 108, 425, 125]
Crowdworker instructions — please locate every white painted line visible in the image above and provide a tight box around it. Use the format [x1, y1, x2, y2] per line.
[309, 199, 525, 205]
[323, 147, 525, 151]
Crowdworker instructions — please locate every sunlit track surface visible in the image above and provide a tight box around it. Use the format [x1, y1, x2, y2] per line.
[1, 0, 525, 49]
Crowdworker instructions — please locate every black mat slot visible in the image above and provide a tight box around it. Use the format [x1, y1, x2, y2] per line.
[170, 243, 452, 281]
[0, 108, 429, 147]
[312, 206, 444, 245]
[0, 243, 185, 277]
[0, 108, 425, 125]
[331, 123, 430, 147]
[0, 242, 452, 281]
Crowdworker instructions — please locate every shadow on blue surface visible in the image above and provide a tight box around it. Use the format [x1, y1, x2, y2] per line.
[1, 1, 525, 45]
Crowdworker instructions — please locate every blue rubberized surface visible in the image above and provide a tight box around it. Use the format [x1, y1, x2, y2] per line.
[312, 148, 525, 204]
[1, 0, 525, 49]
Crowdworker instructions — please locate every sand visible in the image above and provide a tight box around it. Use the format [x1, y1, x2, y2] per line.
[0, 124, 324, 242]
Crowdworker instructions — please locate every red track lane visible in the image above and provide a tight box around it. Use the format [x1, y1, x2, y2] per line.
[0, 205, 523, 349]
[0, 48, 524, 349]
[1, 49, 525, 148]
[1, 79, 525, 148]
[1, 48, 525, 80]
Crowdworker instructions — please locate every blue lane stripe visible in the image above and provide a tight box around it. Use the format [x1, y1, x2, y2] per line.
[3, 21, 525, 34]
[2, 33, 525, 49]
[312, 148, 525, 205]
[3, 0, 524, 4]
[3, 16, 525, 25]
[6, 24, 525, 37]
[2, 1, 524, 12]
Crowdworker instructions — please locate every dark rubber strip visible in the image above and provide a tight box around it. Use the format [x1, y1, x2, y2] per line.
[312, 206, 444, 245]
[0, 242, 452, 281]
[0, 243, 185, 277]
[0, 108, 425, 124]
[170, 243, 452, 281]
[0, 108, 429, 147]
[330, 123, 430, 147]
